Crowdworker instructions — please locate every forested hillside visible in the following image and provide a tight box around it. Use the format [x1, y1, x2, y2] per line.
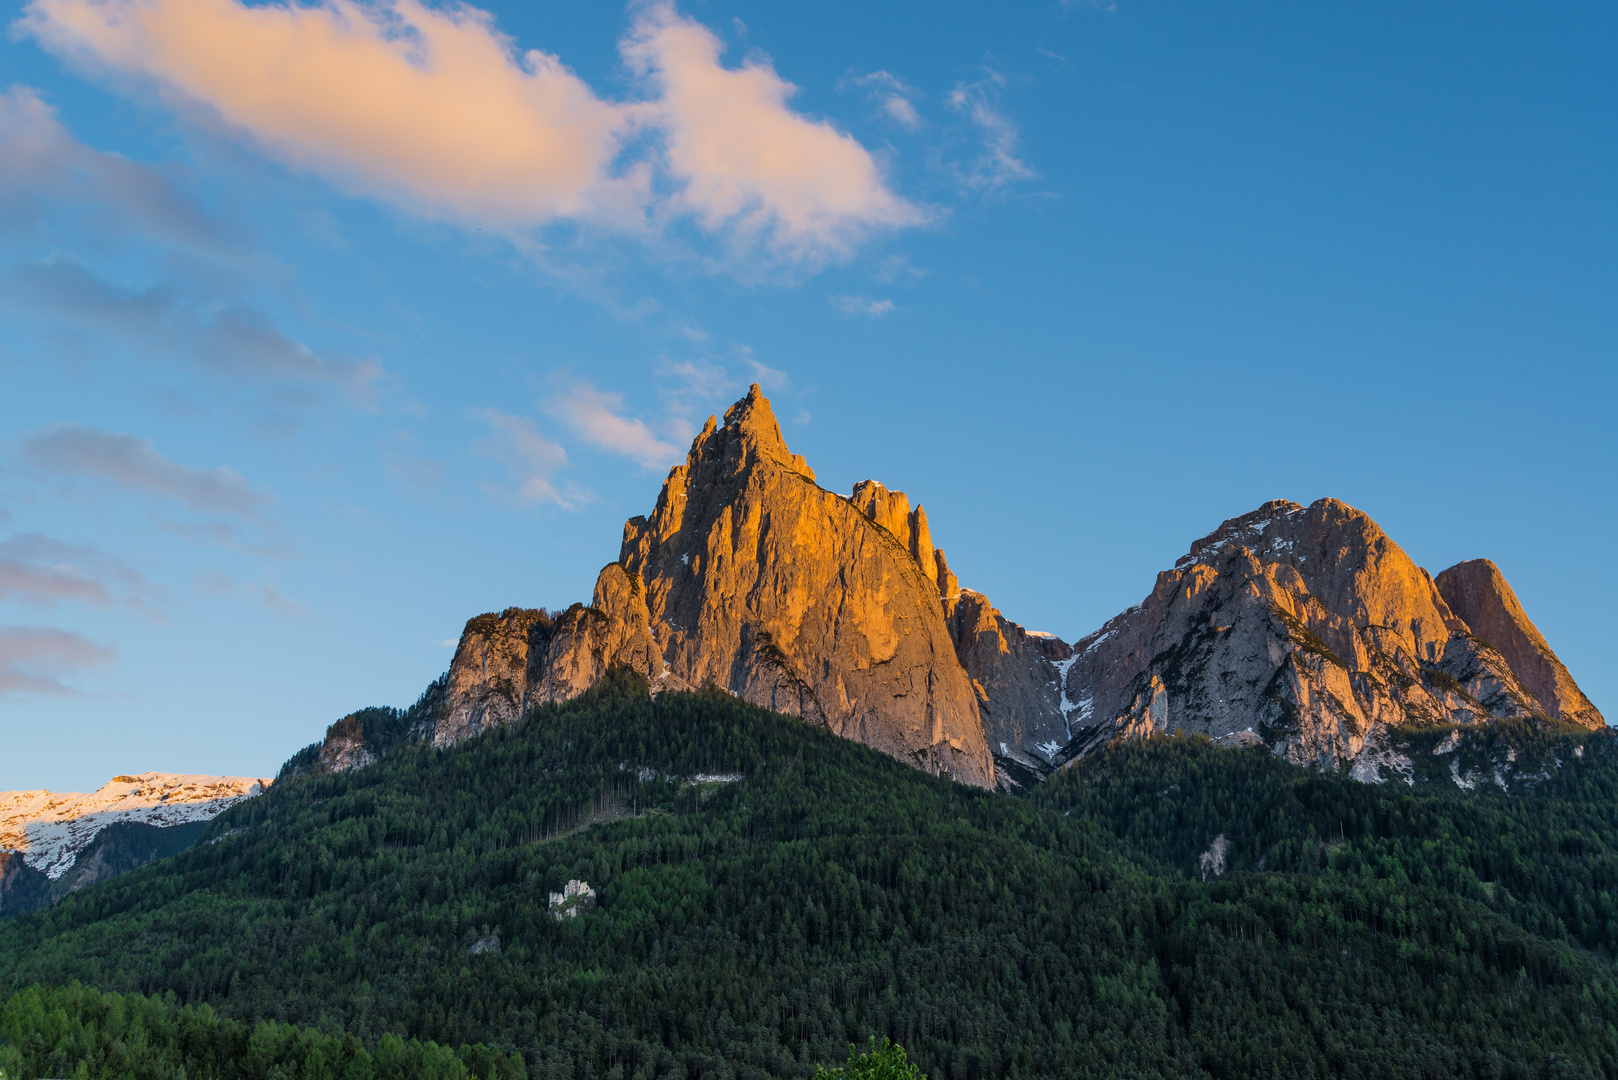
[3, 672, 1617, 1078]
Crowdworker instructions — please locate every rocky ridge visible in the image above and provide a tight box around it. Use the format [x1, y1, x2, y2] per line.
[296, 389, 1604, 790]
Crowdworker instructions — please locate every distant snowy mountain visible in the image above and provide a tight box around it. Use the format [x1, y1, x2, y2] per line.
[0, 773, 270, 879]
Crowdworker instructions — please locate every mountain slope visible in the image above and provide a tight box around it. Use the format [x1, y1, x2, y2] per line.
[3, 674, 1616, 1078]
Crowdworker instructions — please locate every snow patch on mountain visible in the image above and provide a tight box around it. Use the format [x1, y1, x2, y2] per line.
[0, 773, 270, 879]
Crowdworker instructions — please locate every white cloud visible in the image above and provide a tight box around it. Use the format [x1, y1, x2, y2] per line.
[20, 423, 272, 517]
[830, 294, 895, 318]
[475, 410, 584, 509]
[947, 72, 1036, 192]
[0, 625, 116, 697]
[545, 382, 680, 470]
[18, 0, 923, 265]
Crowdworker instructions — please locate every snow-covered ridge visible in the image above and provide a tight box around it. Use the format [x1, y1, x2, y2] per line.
[0, 772, 270, 879]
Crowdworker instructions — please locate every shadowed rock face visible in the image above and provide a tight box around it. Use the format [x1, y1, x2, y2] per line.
[1436, 560, 1604, 729]
[944, 590, 1070, 771]
[1061, 499, 1604, 768]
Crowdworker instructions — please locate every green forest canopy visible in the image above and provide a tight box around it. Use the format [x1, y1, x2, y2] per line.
[3, 671, 1617, 1079]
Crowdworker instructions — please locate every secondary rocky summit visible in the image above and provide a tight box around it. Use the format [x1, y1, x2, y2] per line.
[315, 386, 1601, 789]
[1059, 499, 1605, 773]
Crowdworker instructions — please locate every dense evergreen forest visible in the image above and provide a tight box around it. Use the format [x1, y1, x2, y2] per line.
[3, 671, 1617, 1078]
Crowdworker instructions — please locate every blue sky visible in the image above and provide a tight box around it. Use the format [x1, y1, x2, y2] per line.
[2, 0, 1613, 792]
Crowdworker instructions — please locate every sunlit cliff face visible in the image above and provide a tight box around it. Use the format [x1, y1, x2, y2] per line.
[0, 772, 269, 878]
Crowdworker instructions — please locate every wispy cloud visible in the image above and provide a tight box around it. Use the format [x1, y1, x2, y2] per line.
[0, 624, 116, 697]
[830, 294, 895, 318]
[947, 72, 1036, 192]
[258, 583, 306, 617]
[21, 423, 272, 517]
[544, 381, 680, 470]
[475, 410, 586, 509]
[0, 533, 155, 614]
[19, 0, 924, 266]
[848, 70, 922, 131]
[5, 258, 382, 398]
[0, 84, 236, 252]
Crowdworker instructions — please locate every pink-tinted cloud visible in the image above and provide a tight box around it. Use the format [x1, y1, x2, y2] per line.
[0, 533, 152, 612]
[20, 0, 629, 227]
[0, 625, 116, 697]
[19, 0, 921, 263]
[623, 4, 923, 260]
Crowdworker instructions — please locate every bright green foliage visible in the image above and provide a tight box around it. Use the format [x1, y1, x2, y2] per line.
[813, 1038, 924, 1079]
[1, 671, 1617, 1077]
[0, 983, 523, 1080]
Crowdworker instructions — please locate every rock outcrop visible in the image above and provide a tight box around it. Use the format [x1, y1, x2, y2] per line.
[1061, 499, 1606, 771]
[1436, 559, 1604, 729]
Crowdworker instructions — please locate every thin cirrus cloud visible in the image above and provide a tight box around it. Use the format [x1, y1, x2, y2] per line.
[18, 0, 922, 263]
[545, 381, 680, 471]
[20, 422, 272, 517]
[947, 72, 1036, 192]
[0, 624, 116, 698]
[0, 84, 235, 252]
[829, 294, 895, 318]
[847, 71, 923, 132]
[4, 257, 382, 397]
[475, 410, 586, 510]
